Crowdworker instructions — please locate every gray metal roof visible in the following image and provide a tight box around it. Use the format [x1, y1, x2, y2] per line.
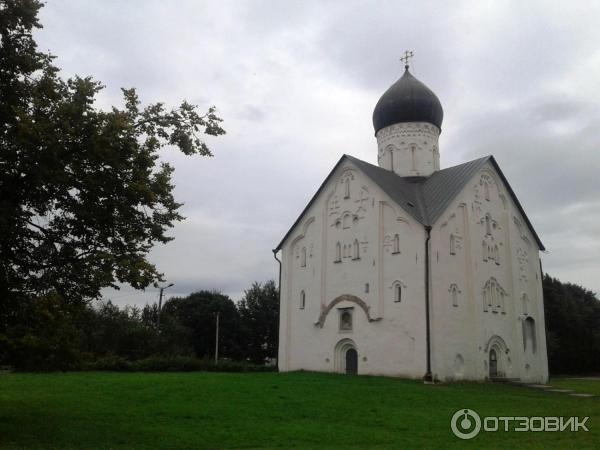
[275, 154, 545, 251]
[345, 155, 491, 226]
[345, 155, 426, 222]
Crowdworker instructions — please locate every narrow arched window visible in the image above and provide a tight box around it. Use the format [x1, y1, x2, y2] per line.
[451, 285, 459, 307]
[450, 234, 456, 255]
[494, 244, 499, 265]
[300, 290, 305, 309]
[410, 145, 416, 171]
[335, 242, 341, 263]
[344, 178, 350, 199]
[482, 241, 487, 261]
[485, 214, 491, 235]
[523, 317, 537, 353]
[394, 284, 402, 303]
[393, 234, 400, 254]
[343, 213, 352, 229]
[522, 293, 528, 315]
[484, 181, 490, 201]
[353, 239, 360, 260]
[300, 247, 306, 267]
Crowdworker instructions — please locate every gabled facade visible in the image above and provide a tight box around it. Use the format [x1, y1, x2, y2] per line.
[274, 64, 549, 383]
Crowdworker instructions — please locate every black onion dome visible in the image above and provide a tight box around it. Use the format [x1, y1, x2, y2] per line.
[372, 67, 444, 134]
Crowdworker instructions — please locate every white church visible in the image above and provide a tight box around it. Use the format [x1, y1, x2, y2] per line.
[273, 58, 549, 383]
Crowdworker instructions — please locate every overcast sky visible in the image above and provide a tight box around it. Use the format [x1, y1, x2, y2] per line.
[35, 0, 600, 306]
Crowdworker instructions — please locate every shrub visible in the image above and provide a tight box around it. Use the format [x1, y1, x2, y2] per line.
[81, 355, 276, 373]
[82, 355, 134, 371]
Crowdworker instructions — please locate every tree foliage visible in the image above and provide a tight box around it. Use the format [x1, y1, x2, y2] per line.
[4, 273, 600, 374]
[0, 293, 84, 370]
[0, 0, 225, 318]
[162, 291, 243, 360]
[238, 280, 279, 364]
[0, 279, 280, 370]
[543, 274, 600, 374]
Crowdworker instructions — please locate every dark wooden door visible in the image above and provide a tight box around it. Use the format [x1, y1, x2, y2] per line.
[345, 348, 358, 375]
[489, 349, 497, 377]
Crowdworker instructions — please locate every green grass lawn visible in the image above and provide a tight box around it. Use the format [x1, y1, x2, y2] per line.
[549, 377, 600, 396]
[0, 372, 598, 449]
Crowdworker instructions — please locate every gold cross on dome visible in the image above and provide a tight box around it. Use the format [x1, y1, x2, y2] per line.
[400, 50, 414, 68]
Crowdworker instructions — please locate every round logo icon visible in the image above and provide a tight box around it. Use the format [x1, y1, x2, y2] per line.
[451, 409, 481, 440]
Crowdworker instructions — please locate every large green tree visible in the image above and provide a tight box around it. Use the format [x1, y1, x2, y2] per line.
[543, 274, 600, 374]
[0, 0, 224, 320]
[238, 280, 279, 364]
[161, 291, 242, 360]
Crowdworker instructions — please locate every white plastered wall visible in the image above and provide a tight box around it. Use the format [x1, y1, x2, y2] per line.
[278, 160, 428, 378]
[428, 162, 549, 383]
[278, 158, 549, 383]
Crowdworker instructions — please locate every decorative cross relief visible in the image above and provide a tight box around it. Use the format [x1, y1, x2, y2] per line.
[329, 171, 370, 230]
[355, 189, 370, 213]
[329, 195, 340, 217]
[383, 235, 393, 253]
[517, 247, 529, 282]
[360, 238, 369, 254]
[513, 216, 532, 250]
[451, 233, 463, 252]
[473, 183, 482, 204]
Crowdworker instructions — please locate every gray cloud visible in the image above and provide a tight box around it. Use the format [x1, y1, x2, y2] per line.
[36, 0, 600, 305]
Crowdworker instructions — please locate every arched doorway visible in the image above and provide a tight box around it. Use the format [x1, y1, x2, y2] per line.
[485, 335, 509, 379]
[345, 348, 358, 375]
[334, 338, 358, 374]
[489, 349, 498, 378]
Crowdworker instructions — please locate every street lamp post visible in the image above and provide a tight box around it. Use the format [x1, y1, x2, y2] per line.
[157, 282, 174, 329]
